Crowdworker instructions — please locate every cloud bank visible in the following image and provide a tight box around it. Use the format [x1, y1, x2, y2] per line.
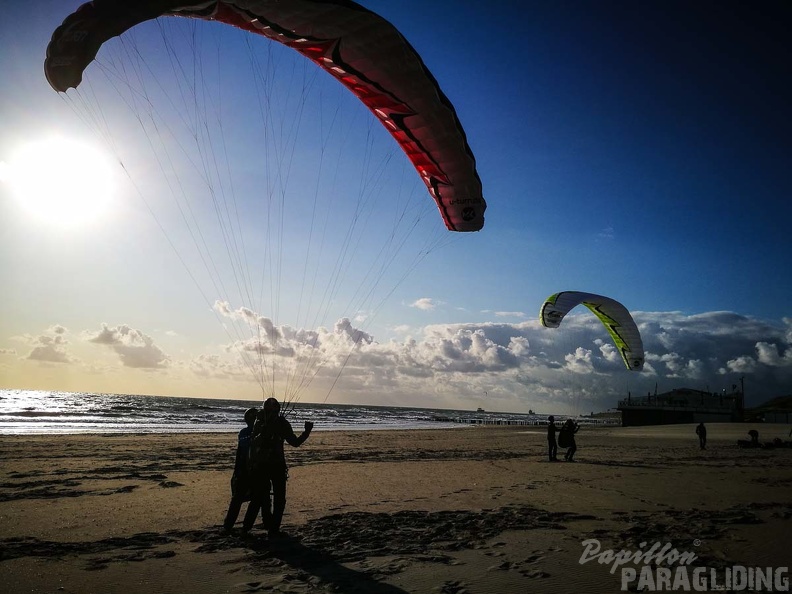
[84, 323, 170, 369]
[8, 310, 791, 413]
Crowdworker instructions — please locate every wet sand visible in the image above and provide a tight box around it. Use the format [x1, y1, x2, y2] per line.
[1, 423, 791, 593]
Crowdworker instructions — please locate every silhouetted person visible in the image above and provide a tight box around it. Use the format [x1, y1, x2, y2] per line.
[243, 397, 313, 536]
[748, 429, 759, 447]
[560, 419, 580, 462]
[547, 415, 558, 461]
[695, 422, 707, 450]
[223, 407, 258, 531]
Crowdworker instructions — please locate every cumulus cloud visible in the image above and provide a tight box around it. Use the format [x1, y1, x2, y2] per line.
[410, 298, 438, 311]
[15, 325, 73, 364]
[212, 302, 377, 379]
[564, 347, 595, 374]
[84, 323, 170, 369]
[28, 342, 71, 364]
[755, 342, 792, 367]
[309, 311, 792, 411]
[723, 356, 756, 374]
[18, 308, 785, 413]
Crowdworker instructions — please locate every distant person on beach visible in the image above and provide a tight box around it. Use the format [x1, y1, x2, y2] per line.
[738, 429, 762, 448]
[559, 419, 580, 462]
[547, 416, 558, 461]
[243, 397, 313, 536]
[695, 422, 707, 450]
[222, 407, 258, 532]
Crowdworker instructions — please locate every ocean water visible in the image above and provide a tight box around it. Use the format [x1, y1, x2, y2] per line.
[0, 389, 553, 435]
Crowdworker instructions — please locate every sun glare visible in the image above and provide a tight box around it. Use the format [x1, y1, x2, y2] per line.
[2, 136, 115, 227]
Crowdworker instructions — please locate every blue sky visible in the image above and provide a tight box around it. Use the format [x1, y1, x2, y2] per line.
[1, 1, 790, 413]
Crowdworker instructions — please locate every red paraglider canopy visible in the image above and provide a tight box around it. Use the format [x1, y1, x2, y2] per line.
[45, 0, 486, 232]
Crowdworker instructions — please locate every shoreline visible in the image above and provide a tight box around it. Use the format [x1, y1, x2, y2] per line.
[2, 424, 790, 593]
[0, 418, 615, 437]
[0, 418, 778, 437]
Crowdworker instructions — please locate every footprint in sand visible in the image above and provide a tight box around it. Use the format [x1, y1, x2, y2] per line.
[159, 480, 183, 488]
[440, 488, 472, 499]
[506, 483, 525, 490]
[519, 568, 551, 579]
[523, 551, 546, 564]
[489, 561, 520, 571]
[436, 580, 468, 594]
[483, 541, 507, 556]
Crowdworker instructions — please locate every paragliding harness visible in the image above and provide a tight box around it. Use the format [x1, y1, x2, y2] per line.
[558, 421, 578, 448]
[230, 427, 254, 501]
[248, 415, 288, 479]
[558, 427, 573, 448]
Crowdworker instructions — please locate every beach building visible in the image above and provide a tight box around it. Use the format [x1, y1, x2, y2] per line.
[743, 395, 792, 424]
[760, 410, 792, 423]
[617, 386, 744, 427]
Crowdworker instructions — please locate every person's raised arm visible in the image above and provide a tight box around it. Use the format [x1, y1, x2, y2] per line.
[285, 420, 314, 447]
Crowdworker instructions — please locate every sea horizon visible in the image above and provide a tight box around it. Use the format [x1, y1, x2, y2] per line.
[0, 388, 608, 435]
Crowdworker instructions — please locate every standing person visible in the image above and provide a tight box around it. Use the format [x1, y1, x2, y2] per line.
[561, 419, 580, 462]
[243, 397, 313, 536]
[547, 415, 558, 461]
[222, 407, 258, 532]
[695, 422, 707, 450]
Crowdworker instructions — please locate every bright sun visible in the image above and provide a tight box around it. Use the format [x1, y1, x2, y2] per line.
[1, 136, 115, 227]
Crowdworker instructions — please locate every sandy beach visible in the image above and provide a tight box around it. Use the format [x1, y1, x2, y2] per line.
[1, 423, 791, 593]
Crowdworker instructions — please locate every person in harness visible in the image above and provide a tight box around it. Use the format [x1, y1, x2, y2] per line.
[242, 397, 313, 536]
[547, 415, 559, 461]
[222, 407, 258, 532]
[558, 418, 580, 462]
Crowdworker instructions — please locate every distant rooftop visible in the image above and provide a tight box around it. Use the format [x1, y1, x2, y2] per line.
[618, 387, 742, 412]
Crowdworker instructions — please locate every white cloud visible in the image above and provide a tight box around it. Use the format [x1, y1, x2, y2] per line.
[755, 341, 792, 367]
[210, 303, 379, 385]
[724, 356, 757, 374]
[410, 297, 438, 311]
[494, 311, 526, 318]
[15, 326, 73, 364]
[11, 309, 788, 413]
[84, 323, 170, 369]
[564, 347, 595, 374]
[321, 310, 792, 411]
[596, 339, 620, 365]
[28, 343, 71, 364]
